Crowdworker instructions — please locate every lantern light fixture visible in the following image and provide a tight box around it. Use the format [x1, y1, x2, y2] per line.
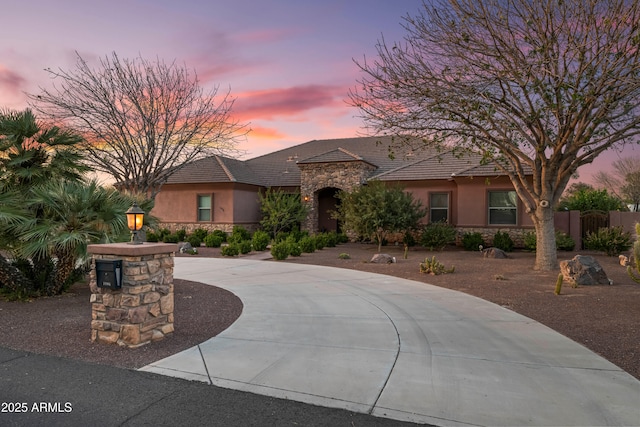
[125, 202, 145, 245]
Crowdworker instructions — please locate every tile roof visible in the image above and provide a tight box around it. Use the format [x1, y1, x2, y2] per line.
[165, 136, 531, 187]
[166, 155, 264, 186]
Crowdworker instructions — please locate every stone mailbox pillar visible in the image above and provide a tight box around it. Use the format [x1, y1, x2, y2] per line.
[87, 243, 177, 348]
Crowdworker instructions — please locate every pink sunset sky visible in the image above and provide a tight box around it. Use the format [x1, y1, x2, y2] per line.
[0, 0, 635, 184]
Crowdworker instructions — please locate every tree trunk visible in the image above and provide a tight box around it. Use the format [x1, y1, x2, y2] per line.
[532, 206, 558, 271]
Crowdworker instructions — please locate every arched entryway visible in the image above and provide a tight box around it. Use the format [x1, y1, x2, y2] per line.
[317, 187, 341, 232]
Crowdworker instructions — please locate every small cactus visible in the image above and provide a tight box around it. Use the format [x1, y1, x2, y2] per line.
[554, 273, 563, 295]
[419, 256, 455, 275]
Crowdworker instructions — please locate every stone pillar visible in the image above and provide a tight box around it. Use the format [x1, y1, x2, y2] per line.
[87, 243, 177, 348]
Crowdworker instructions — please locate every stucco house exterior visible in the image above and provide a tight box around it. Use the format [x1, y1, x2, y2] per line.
[151, 136, 535, 243]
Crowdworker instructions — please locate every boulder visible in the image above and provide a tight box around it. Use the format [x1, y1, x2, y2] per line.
[482, 247, 509, 259]
[370, 253, 396, 264]
[560, 255, 610, 286]
[177, 242, 193, 253]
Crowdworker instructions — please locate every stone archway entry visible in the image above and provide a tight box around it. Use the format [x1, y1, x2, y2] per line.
[317, 187, 341, 232]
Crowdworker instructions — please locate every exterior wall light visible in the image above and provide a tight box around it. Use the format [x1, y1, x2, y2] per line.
[126, 202, 145, 245]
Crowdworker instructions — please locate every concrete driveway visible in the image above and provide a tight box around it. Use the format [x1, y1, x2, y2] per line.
[141, 257, 640, 426]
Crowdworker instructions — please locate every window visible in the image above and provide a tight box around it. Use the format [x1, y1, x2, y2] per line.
[197, 194, 212, 221]
[488, 191, 517, 225]
[430, 193, 449, 223]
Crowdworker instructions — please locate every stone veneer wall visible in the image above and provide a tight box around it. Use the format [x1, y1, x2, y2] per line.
[299, 161, 377, 232]
[157, 222, 259, 234]
[455, 227, 534, 248]
[87, 243, 177, 348]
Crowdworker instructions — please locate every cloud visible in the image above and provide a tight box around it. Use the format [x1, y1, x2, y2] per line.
[232, 85, 346, 121]
[0, 65, 27, 95]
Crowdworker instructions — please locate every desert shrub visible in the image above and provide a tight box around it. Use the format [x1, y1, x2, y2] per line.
[251, 230, 271, 251]
[555, 231, 576, 251]
[238, 240, 252, 254]
[211, 229, 227, 242]
[314, 233, 328, 250]
[299, 236, 316, 253]
[324, 232, 338, 247]
[221, 244, 240, 257]
[204, 234, 224, 248]
[287, 237, 302, 257]
[191, 228, 209, 241]
[584, 226, 632, 256]
[338, 253, 351, 259]
[523, 231, 537, 251]
[148, 227, 170, 242]
[419, 255, 455, 275]
[187, 235, 202, 248]
[462, 232, 485, 251]
[289, 229, 308, 242]
[270, 241, 290, 260]
[162, 233, 180, 243]
[523, 230, 575, 251]
[492, 231, 514, 252]
[274, 231, 290, 243]
[337, 233, 349, 244]
[232, 225, 251, 241]
[420, 222, 456, 251]
[176, 229, 187, 242]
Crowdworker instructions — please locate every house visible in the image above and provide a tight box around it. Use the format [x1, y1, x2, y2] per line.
[151, 136, 534, 244]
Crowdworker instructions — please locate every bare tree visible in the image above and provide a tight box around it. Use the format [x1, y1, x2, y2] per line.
[30, 52, 247, 200]
[594, 157, 640, 210]
[349, 0, 640, 270]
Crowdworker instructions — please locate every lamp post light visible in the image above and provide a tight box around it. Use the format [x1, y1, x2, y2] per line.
[125, 202, 145, 245]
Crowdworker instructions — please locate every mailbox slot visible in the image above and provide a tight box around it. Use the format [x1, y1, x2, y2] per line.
[96, 259, 123, 289]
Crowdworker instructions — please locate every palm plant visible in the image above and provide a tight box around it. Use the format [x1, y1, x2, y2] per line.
[16, 180, 136, 292]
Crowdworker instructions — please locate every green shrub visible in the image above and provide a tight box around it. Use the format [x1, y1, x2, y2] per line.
[555, 231, 576, 251]
[314, 234, 328, 250]
[162, 233, 180, 243]
[299, 236, 316, 253]
[270, 241, 290, 260]
[221, 244, 240, 257]
[461, 232, 485, 251]
[187, 235, 202, 248]
[337, 233, 349, 244]
[420, 222, 456, 251]
[148, 227, 170, 242]
[176, 229, 187, 242]
[239, 240, 252, 254]
[338, 253, 351, 259]
[492, 230, 514, 252]
[274, 231, 289, 243]
[191, 228, 209, 241]
[232, 225, 251, 241]
[204, 234, 224, 248]
[523, 231, 537, 251]
[324, 232, 338, 247]
[584, 226, 632, 256]
[522, 230, 575, 251]
[252, 230, 271, 251]
[211, 229, 227, 242]
[288, 240, 302, 257]
[146, 231, 159, 242]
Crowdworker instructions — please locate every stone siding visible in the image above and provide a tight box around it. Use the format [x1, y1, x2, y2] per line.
[455, 227, 533, 248]
[299, 161, 377, 232]
[88, 244, 176, 348]
[156, 222, 259, 235]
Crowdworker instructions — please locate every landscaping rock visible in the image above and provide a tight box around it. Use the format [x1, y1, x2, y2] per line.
[482, 247, 509, 259]
[370, 253, 396, 264]
[178, 242, 193, 253]
[560, 255, 611, 286]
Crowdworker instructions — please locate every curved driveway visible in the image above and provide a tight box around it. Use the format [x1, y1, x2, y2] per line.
[141, 257, 640, 426]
